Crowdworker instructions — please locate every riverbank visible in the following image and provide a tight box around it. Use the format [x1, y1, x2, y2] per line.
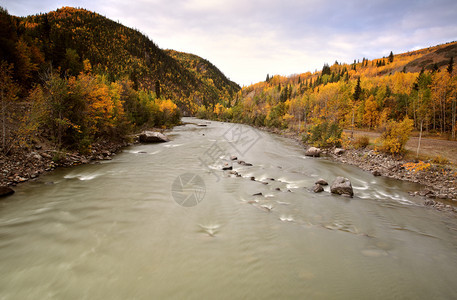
[0, 140, 132, 188]
[252, 125, 457, 213]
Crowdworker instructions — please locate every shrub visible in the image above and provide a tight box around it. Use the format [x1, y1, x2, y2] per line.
[302, 121, 342, 148]
[354, 135, 370, 149]
[379, 117, 413, 154]
[432, 155, 449, 165]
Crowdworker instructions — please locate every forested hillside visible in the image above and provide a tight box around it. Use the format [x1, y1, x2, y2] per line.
[166, 50, 240, 110]
[199, 42, 457, 154]
[0, 6, 239, 153]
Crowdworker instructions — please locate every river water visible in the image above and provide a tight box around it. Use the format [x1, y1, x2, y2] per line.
[1, 118, 457, 299]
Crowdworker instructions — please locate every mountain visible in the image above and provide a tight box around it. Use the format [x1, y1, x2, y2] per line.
[0, 6, 239, 111]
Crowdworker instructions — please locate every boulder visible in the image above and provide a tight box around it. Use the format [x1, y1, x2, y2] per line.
[230, 155, 238, 161]
[419, 189, 433, 197]
[313, 184, 324, 193]
[334, 148, 345, 155]
[315, 178, 328, 186]
[305, 147, 321, 157]
[139, 131, 169, 143]
[424, 199, 436, 206]
[0, 186, 14, 198]
[372, 170, 382, 177]
[330, 177, 354, 197]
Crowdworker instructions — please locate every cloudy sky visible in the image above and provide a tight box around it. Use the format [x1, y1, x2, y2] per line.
[2, 0, 457, 86]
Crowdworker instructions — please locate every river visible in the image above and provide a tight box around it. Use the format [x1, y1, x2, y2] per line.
[1, 118, 457, 299]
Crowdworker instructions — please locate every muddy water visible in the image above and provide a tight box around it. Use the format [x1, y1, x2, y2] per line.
[1, 118, 457, 299]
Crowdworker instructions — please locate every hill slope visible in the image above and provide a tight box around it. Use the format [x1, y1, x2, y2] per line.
[166, 50, 240, 109]
[0, 6, 239, 111]
[199, 41, 457, 149]
[0, 6, 241, 154]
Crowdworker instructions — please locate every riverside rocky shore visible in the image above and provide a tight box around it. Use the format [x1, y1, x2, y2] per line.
[0, 128, 176, 193]
[0, 140, 131, 188]
[328, 148, 457, 212]
[262, 126, 457, 214]
[0, 128, 177, 191]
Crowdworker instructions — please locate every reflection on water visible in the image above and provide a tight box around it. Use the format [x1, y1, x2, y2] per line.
[1, 118, 457, 299]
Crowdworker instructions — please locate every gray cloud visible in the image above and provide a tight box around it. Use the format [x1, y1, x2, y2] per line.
[1, 0, 456, 85]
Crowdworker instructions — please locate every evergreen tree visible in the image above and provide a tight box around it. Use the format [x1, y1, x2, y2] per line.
[266, 74, 270, 82]
[353, 77, 362, 101]
[155, 80, 161, 98]
[447, 57, 454, 74]
[322, 63, 331, 76]
[388, 51, 394, 63]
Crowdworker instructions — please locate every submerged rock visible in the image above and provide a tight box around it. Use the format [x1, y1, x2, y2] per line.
[372, 170, 382, 176]
[313, 184, 324, 193]
[139, 131, 169, 143]
[0, 186, 14, 198]
[222, 163, 233, 171]
[330, 177, 354, 197]
[315, 178, 328, 186]
[305, 147, 321, 157]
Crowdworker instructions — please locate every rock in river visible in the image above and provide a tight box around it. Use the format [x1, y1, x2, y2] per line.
[315, 178, 328, 186]
[330, 177, 354, 197]
[305, 147, 321, 157]
[139, 131, 170, 143]
[0, 186, 15, 198]
[313, 184, 324, 193]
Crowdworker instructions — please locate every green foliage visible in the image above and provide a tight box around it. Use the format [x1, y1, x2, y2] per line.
[302, 121, 343, 148]
[266, 102, 287, 128]
[380, 117, 413, 154]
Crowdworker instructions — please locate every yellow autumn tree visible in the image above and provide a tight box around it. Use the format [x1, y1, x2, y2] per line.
[363, 95, 379, 129]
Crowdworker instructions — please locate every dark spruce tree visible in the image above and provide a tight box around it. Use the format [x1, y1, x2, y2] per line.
[448, 57, 454, 74]
[353, 77, 362, 101]
[388, 51, 394, 63]
[155, 80, 161, 98]
[322, 63, 331, 76]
